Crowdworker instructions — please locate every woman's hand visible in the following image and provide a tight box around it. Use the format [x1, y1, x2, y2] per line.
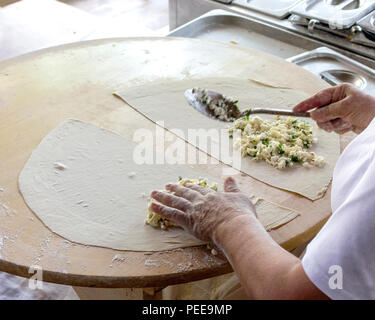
[293, 84, 375, 134]
[150, 177, 256, 245]
[152, 177, 328, 299]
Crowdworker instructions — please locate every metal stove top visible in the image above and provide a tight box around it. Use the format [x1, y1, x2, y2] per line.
[358, 10, 375, 33]
[291, 0, 375, 29]
[232, 0, 303, 19]
[289, 14, 375, 48]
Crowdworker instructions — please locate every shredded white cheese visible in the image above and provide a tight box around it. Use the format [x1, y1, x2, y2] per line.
[229, 115, 325, 169]
[146, 177, 218, 230]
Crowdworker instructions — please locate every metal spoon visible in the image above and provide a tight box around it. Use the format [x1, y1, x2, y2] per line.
[184, 88, 310, 122]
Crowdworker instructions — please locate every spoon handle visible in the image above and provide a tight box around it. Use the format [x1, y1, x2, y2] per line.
[244, 108, 311, 118]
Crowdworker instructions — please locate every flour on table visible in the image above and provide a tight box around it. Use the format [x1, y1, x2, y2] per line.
[19, 120, 301, 251]
[111, 254, 126, 263]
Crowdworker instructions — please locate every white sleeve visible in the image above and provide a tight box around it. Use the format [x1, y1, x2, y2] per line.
[302, 127, 375, 300]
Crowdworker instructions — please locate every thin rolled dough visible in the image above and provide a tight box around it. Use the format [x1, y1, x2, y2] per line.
[19, 120, 300, 251]
[115, 77, 341, 200]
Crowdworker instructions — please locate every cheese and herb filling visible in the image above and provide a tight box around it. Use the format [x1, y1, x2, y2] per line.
[192, 87, 241, 121]
[229, 115, 325, 170]
[146, 177, 218, 230]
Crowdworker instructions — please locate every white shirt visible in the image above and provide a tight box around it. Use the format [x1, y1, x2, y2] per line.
[302, 117, 375, 300]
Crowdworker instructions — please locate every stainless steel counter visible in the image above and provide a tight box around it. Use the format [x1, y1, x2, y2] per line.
[169, 0, 375, 64]
[168, 9, 375, 95]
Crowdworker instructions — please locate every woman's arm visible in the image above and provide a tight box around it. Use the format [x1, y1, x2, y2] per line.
[151, 177, 328, 299]
[215, 212, 327, 299]
[150, 84, 375, 299]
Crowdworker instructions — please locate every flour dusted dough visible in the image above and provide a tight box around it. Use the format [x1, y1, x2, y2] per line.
[19, 120, 300, 251]
[115, 78, 341, 200]
[19, 120, 206, 251]
[251, 197, 299, 231]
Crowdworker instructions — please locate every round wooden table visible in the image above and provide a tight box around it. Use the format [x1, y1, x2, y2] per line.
[0, 37, 350, 298]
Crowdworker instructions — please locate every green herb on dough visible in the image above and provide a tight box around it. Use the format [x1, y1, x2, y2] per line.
[277, 142, 285, 155]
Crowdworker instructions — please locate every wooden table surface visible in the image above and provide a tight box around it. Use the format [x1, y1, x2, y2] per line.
[0, 37, 350, 288]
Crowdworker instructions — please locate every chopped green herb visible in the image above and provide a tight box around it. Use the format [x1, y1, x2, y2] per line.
[303, 140, 310, 148]
[233, 100, 239, 104]
[245, 109, 252, 120]
[178, 176, 183, 181]
[229, 134, 233, 138]
[291, 156, 301, 163]
[262, 139, 269, 146]
[277, 142, 285, 155]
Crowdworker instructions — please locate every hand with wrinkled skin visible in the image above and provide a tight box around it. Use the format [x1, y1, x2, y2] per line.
[150, 176, 328, 299]
[293, 84, 375, 134]
[150, 176, 256, 245]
